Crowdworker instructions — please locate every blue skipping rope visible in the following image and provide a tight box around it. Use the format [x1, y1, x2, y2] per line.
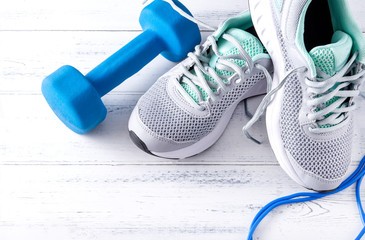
[247, 155, 365, 240]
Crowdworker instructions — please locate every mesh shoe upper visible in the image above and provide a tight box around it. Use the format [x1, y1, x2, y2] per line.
[280, 74, 353, 181]
[280, 31, 355, 181]
[138, 71, 267, 143]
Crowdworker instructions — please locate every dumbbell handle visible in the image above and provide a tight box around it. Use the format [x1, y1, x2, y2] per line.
[86, 29, 164, 97]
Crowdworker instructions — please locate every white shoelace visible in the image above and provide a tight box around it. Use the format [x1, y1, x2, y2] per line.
[173, 34, 272, 111]
[242, 52, 365, 143]
[306, 53, 365, 133]
[242, 67, 307, 144]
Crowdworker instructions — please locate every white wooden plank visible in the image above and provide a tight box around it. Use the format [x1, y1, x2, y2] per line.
[0, 31, 213, 94]
[0, 1, 364, 240]
[0, 165, 363, 240]
[0, 93, 364, 165]
[2, 31, 365, 94]
[0, 0, 363, 31]
[0, 0, 248, 31]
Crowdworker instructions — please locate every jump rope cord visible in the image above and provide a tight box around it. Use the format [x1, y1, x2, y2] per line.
[356, 175, 365, 240]
[247, 155, 365, 240]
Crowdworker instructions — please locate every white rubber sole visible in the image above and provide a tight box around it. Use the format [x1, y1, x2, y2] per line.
[130, 78, 267, 159]
[249, 0, 307, 187]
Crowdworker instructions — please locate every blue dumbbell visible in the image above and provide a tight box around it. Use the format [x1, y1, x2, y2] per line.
[42, 0, 201, 134]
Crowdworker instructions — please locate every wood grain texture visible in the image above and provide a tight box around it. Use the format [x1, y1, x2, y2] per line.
[0, 0, 247, 31]
[0, 0, 363, 31]
[0, 165, 363, 240]
[0, 0, 365, 240]
[0, 31, 199, 94]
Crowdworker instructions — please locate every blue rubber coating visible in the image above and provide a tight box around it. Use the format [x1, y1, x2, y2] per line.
[86, 29, 165, 97]
[87, 0, 200, 97]
[42, 65, 107, 134]
[41, 0, 201, 134]
[140, 0, 201, 62]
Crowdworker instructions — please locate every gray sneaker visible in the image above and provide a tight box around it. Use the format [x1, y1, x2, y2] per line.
[128, 12, 273, 159]
[248, 0, 365, 191]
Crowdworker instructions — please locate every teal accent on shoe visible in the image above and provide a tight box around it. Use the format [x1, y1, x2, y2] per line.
[274, 0, 284, 13]
[182, 28, 265, 103]
[328, 0, 365, 64]
[296, 0, 365, 76]
[209, 28, 264, 69]
[309, 31, 353, 77]
[331, 31, 353, 71]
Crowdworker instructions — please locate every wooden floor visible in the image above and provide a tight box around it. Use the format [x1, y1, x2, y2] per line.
[1, 0, 365, 239]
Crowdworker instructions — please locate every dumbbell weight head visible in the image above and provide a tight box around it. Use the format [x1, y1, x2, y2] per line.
[42, 65, 107, 134]
[140, 0, 201, 62]
[42, 0, 201, 134]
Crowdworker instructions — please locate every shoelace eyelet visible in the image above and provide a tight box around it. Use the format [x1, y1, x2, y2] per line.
[197, 103, 206, 111]
[306, 108, 317, 121]
[308, 126, 317, 133]
[307, 91, 316, 100]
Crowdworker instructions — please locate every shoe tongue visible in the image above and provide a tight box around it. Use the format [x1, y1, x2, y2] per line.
[180, 28, 265, 103]
[208, 28, 264, 69]
[309, 31, 353, 77]
[309, 31, 353, 129]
